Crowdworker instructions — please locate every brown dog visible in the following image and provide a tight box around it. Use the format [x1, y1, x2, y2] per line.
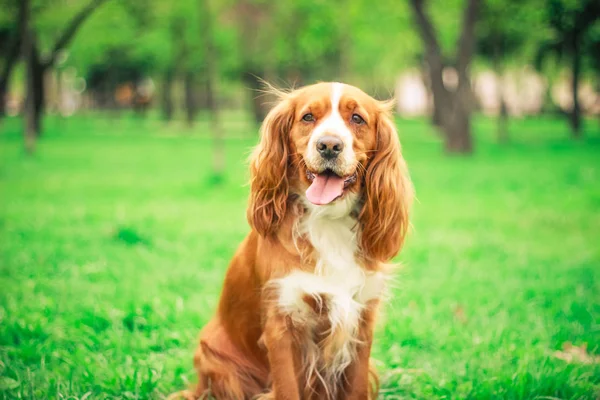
[173, 82, 413, 400]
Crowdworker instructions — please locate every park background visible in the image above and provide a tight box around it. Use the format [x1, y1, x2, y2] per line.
[1, 0, 599, 398]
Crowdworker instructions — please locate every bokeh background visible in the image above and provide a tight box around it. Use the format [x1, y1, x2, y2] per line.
[1, 0, 599, 398]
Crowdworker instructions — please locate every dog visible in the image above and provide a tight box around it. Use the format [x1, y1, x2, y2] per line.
[174, 82, 413, 399]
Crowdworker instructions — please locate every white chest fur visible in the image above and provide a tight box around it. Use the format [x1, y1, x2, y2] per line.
[277, 195, 386, 317]
[271, 196, 387, 381]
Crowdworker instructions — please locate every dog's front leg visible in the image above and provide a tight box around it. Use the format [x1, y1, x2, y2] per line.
[343, 300, 379, 400]
[262, 309, 301, 400]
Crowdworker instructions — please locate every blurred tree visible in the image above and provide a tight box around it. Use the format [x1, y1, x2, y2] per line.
[21, 0, 36, 153]
[67, 0, 240, 124]
[168, 2, 202, 125]
[586, 23, 600, 129]
[410, 0, 480, 154]
[587, 25, 600, 78]
[231, 0, 346, 124]
[0, 0, 22, 119]
[161, 66, 175, 120]
[20, 0, 109, 141]
[64, 0, 170, 115]
[199, 0, 224, 179]
[148, 2, 183, 121]
[233, 0, 273, 123]
[477, 0, 542, 143]
[536, 0, 600, 138]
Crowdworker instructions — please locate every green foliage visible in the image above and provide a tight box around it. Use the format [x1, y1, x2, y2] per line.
[350, 0, 420, 84]
[66, 0, 242, 84]
[67, 1, 173, 80]
[586, 21, 600, 74]
[0, 114, 599, 398]
[427, 0, 465, 57]
[477, 0, 548, 67]
[4, 0, 599, 96]
[535, 0, 600, 70]
[32, 0, 96, 55]
[0, 0, 18, 29]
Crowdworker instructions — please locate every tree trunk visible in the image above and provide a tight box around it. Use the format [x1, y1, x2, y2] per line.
[207, 74, 224, 179]
[0, 7, 24, 120]
[21, 0, 36, 153]
[570, 42, 581, 138]
[430, 71, 446, 127]
[431, 97, 443, 126]
[444, 106, 472, 153]
[409, 0, 479, 154]
[498, 95, 508, 144]
[18, 0, 107, 141]
[443, 87, 473, 153]
[161, 69, 174, 121]
[0, 44, 21, 119]
[0, 79, 8, 118]
[55, 68, 63, 115]
[493, 44, 508, 144]
[32, 44, 45, 136]
[22, 0, 106, 136]
[448, 0, 479, 154]
[184, 71, 197, 126]
[199, 0, 224, 179]
[419, 62, 442, 127]
[197, 78, 209, 110]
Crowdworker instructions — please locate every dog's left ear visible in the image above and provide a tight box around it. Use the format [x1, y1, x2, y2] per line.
[359, 105, 413, 262]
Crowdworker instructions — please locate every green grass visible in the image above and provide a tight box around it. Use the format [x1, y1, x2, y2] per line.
[1, 113, 599, 399]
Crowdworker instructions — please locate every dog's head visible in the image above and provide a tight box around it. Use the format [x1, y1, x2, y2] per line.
[248, 82, 413, 262]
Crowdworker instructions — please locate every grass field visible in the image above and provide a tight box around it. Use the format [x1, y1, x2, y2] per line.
[1, 114, 599, 399]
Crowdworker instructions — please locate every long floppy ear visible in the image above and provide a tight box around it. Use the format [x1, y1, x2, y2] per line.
[247, 97, 294, 237]
[359, 107, 413, 262]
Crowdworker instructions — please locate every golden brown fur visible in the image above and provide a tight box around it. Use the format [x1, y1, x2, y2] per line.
[170, 82, 413, 400]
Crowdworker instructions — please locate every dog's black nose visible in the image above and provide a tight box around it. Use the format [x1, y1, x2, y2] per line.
[316, 136, 344, 159]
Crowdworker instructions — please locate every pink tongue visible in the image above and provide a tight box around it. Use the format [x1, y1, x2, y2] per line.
[306, 173, 345, 205]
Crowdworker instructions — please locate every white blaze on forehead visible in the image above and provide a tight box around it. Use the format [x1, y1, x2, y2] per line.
[307, 83, 355, 166]
[330, 82, 343, 116]
[317, 82, 352, 141]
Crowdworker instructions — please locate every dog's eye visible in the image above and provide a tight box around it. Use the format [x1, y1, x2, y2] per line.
[351, 114, 365, 125]
[302, 113, 315, 122]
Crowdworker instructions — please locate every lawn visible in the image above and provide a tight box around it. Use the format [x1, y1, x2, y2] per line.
[1, 114, 599, 399]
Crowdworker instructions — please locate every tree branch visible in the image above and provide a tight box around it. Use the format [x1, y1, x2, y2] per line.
[0, 33, 22, 90]
[43, 0, 109, 68]
[1, 3, 24, 83]
[456, 0, 480, 80]
[408, 0, 444, 74]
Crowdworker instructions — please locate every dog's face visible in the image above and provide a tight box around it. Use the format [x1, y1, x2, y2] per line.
[288, 83, 379, 206]
[249, 82, 413, 261]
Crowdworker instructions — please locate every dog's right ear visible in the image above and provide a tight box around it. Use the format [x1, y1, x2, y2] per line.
[247, 95, 295, 237]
